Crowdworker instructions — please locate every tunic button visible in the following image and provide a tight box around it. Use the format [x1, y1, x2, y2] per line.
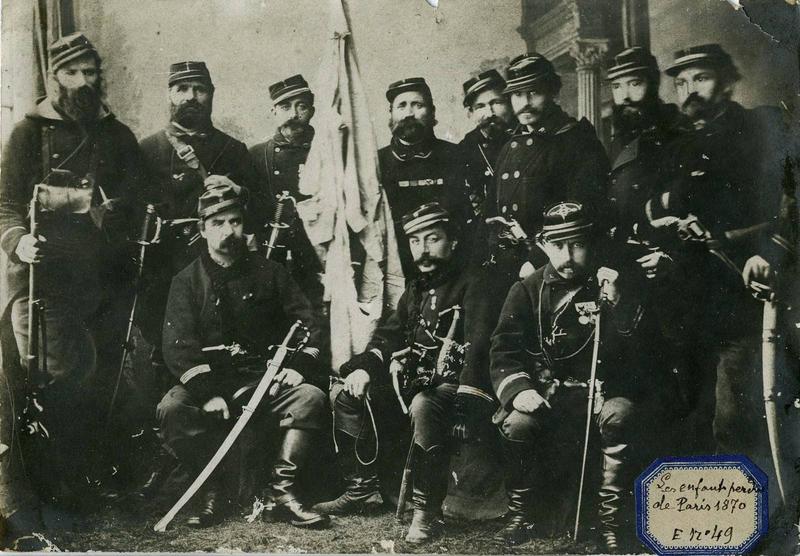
[275, 147, 281, 152]
[501, 206, 507, 214]
[632, 183, 640, 190]
[274, 170, 280, 175]
[49, 125, 56, 130]
[501, 172, 509, 180]
[510, 142, 518, 148]
[429, 289, 435, 295]
[512, 203, 518, 211]
[51, 153, 60, 159]
[526, 138, 533, 146]
[513, 170, 520, 178]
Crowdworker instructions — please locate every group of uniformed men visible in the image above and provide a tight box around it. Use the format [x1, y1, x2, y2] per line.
[0, 30, 797, 553]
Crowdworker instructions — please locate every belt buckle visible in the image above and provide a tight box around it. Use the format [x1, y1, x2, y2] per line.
[176, 144, 196, 162]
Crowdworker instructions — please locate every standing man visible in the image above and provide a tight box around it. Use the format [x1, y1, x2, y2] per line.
[606, 46, 680, 245]
[490, 202, 651, 552]
[486, 53, 609, 292]
[158, 183, 329, 528]
[314, 203, 496, 544]
[379, 78, 472, 275]
[644, 44, 785, 455]
[458, 69, 515, 216]
[249, 74, 323, 322]
[0, 31, 144, 542]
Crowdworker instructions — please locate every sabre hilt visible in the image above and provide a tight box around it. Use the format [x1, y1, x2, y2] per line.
[486, 216, 528, 243]
[264, 191, 297, 259]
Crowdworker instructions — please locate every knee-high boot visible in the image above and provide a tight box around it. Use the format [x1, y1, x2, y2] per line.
[270, 428, 330, 528]
[494, 437, 537, 546]
[598, 442, 633, 553]
[313, 430, 382, 515]
[405, 444, 449, 543]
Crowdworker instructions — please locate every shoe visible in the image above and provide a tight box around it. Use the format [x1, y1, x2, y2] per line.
[405, 509, 444, 543]
[493, 488, 535, 546]
[187, 484, 225, 528]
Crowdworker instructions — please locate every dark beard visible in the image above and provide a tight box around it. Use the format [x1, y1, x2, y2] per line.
[218, 235, 246, 258]
[279, 118, 311, 142]
[681, 92, 721, 123]
[171, 99, 212, 130]
[612, 98, 659, 138]
[56, 82, 102, 123]
[390, 116, 430, 143]
[477, 115, 508, 139]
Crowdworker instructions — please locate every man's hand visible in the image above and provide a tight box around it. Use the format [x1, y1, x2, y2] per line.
[597, 267, 621, 306]
[343, 369, 371, 400]
[512, 389, 549, 414]
[636, 250, 673, 279]
[202, 396, 230, 420]
[269, 368, 304, 397]
[742, 255, 772, 287]
[15, 234, 47, 264]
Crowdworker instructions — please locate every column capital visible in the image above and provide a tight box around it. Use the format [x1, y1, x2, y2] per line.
[569, 39, 610, 71]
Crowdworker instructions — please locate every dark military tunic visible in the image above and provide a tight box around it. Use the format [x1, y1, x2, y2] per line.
[490, 263, 647, 414]
[249, 127, 322, 286]
[158, 250, 327, 464]
[378, 135, 472, 275]
[137, 124, 259, 345]
[458, 126, 511, 214]
[486, 106, 609, 272]
[607, 103, 680, 243]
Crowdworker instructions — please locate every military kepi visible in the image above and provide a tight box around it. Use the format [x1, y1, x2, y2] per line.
[504, 53, 558, 95]
[402, 202, 450, 235]
[197, 180, 245, 220]
[49, 32, 97, 72]
[538, 202, 593, 242]
[169, 61, 213, 88]
[462, 69, 506, 107]
[269, 74, 313, 105]
[386, 77, 431, 104]
[665, 43, 736, 77]
[606, 46, 659, 80]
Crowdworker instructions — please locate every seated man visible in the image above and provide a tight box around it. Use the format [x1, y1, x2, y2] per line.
[314, 203, 496, 543]
[490, 202, 649, 552]
[158, 183, 329, 528]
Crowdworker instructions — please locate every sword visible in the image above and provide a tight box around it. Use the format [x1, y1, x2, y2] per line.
[264, 191, 296, 259]
[153, 321, 308, 532]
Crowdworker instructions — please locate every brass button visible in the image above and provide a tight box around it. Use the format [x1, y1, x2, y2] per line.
[275, 147, 281, 152]
[52, 153, 60, 159]
[526, 138, 533, 146]
[632, 183, 640, 190]
[501, 206, 507, 214]
[274, 170, 280, 175]
[512, 203, 518, 211]
[513, 170, 520, 178]
[510, 142, 518, 148]
[501, 172, 509, 180]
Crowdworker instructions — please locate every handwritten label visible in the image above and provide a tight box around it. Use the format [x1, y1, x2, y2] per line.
[635, 455, 768, 555]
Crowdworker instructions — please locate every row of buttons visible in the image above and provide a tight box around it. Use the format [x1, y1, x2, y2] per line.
[510, 138, 535, 149]
[501, 171, 521, 180]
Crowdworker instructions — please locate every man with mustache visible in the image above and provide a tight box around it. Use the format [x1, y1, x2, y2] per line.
[378, 78, 472, 275]
[0, 32, 145, 548]
[314, 203, 496, 544]
[490, 202, 653, 551]
[643, 44, 786, 457]
[249, 75, 323, 328]
[136, 61, 261, 498]
[486, 54, 609, 297]
[458, 69, 515, 216]
[158, 183, 330, 528]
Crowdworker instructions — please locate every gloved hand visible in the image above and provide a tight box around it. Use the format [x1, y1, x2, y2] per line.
[451, 392, 496, 443]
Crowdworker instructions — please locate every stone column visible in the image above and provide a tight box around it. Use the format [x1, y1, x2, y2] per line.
[569, 39, 609, 138]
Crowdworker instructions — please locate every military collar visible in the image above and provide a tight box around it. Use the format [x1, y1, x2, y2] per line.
[271, 126, 315, 149]
[469, 125, 511, 149]
[519, 106, 577, 137]
[30, 96, 113, 123]
[390, 133, 435, 161]
[167, 121, 212, 139]
[410, 259, 460, 290]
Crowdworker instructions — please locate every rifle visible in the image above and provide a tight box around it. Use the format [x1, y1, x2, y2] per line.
[264, 191, 297, 260]
[22, 184, 48, 437]
[153, 320, 309, 532]
[105, 204, 157, 428]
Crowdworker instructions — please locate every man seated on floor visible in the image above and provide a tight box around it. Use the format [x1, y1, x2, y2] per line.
[158, 180, 330, 528]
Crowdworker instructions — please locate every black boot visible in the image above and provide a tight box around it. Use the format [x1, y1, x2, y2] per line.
[494, 438, 536, 546]
[313, 431, 382, 515]
[405, 444, 448, 544]
[187, 475, 226, 528]
[598, 442, 632, 553]
[270, 429, 330, 528]
[136, 448, 178, 500]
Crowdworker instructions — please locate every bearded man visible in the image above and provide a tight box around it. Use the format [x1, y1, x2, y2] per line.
[378, 78, 472, 276]
[643, 44, 786, 457]
[458, 69, 515, 216]
[0, 32, 145, 548]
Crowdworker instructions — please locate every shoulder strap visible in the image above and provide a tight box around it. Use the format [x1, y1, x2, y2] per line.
[165, 131, 208, 180]
[40, 124, 51, 179]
